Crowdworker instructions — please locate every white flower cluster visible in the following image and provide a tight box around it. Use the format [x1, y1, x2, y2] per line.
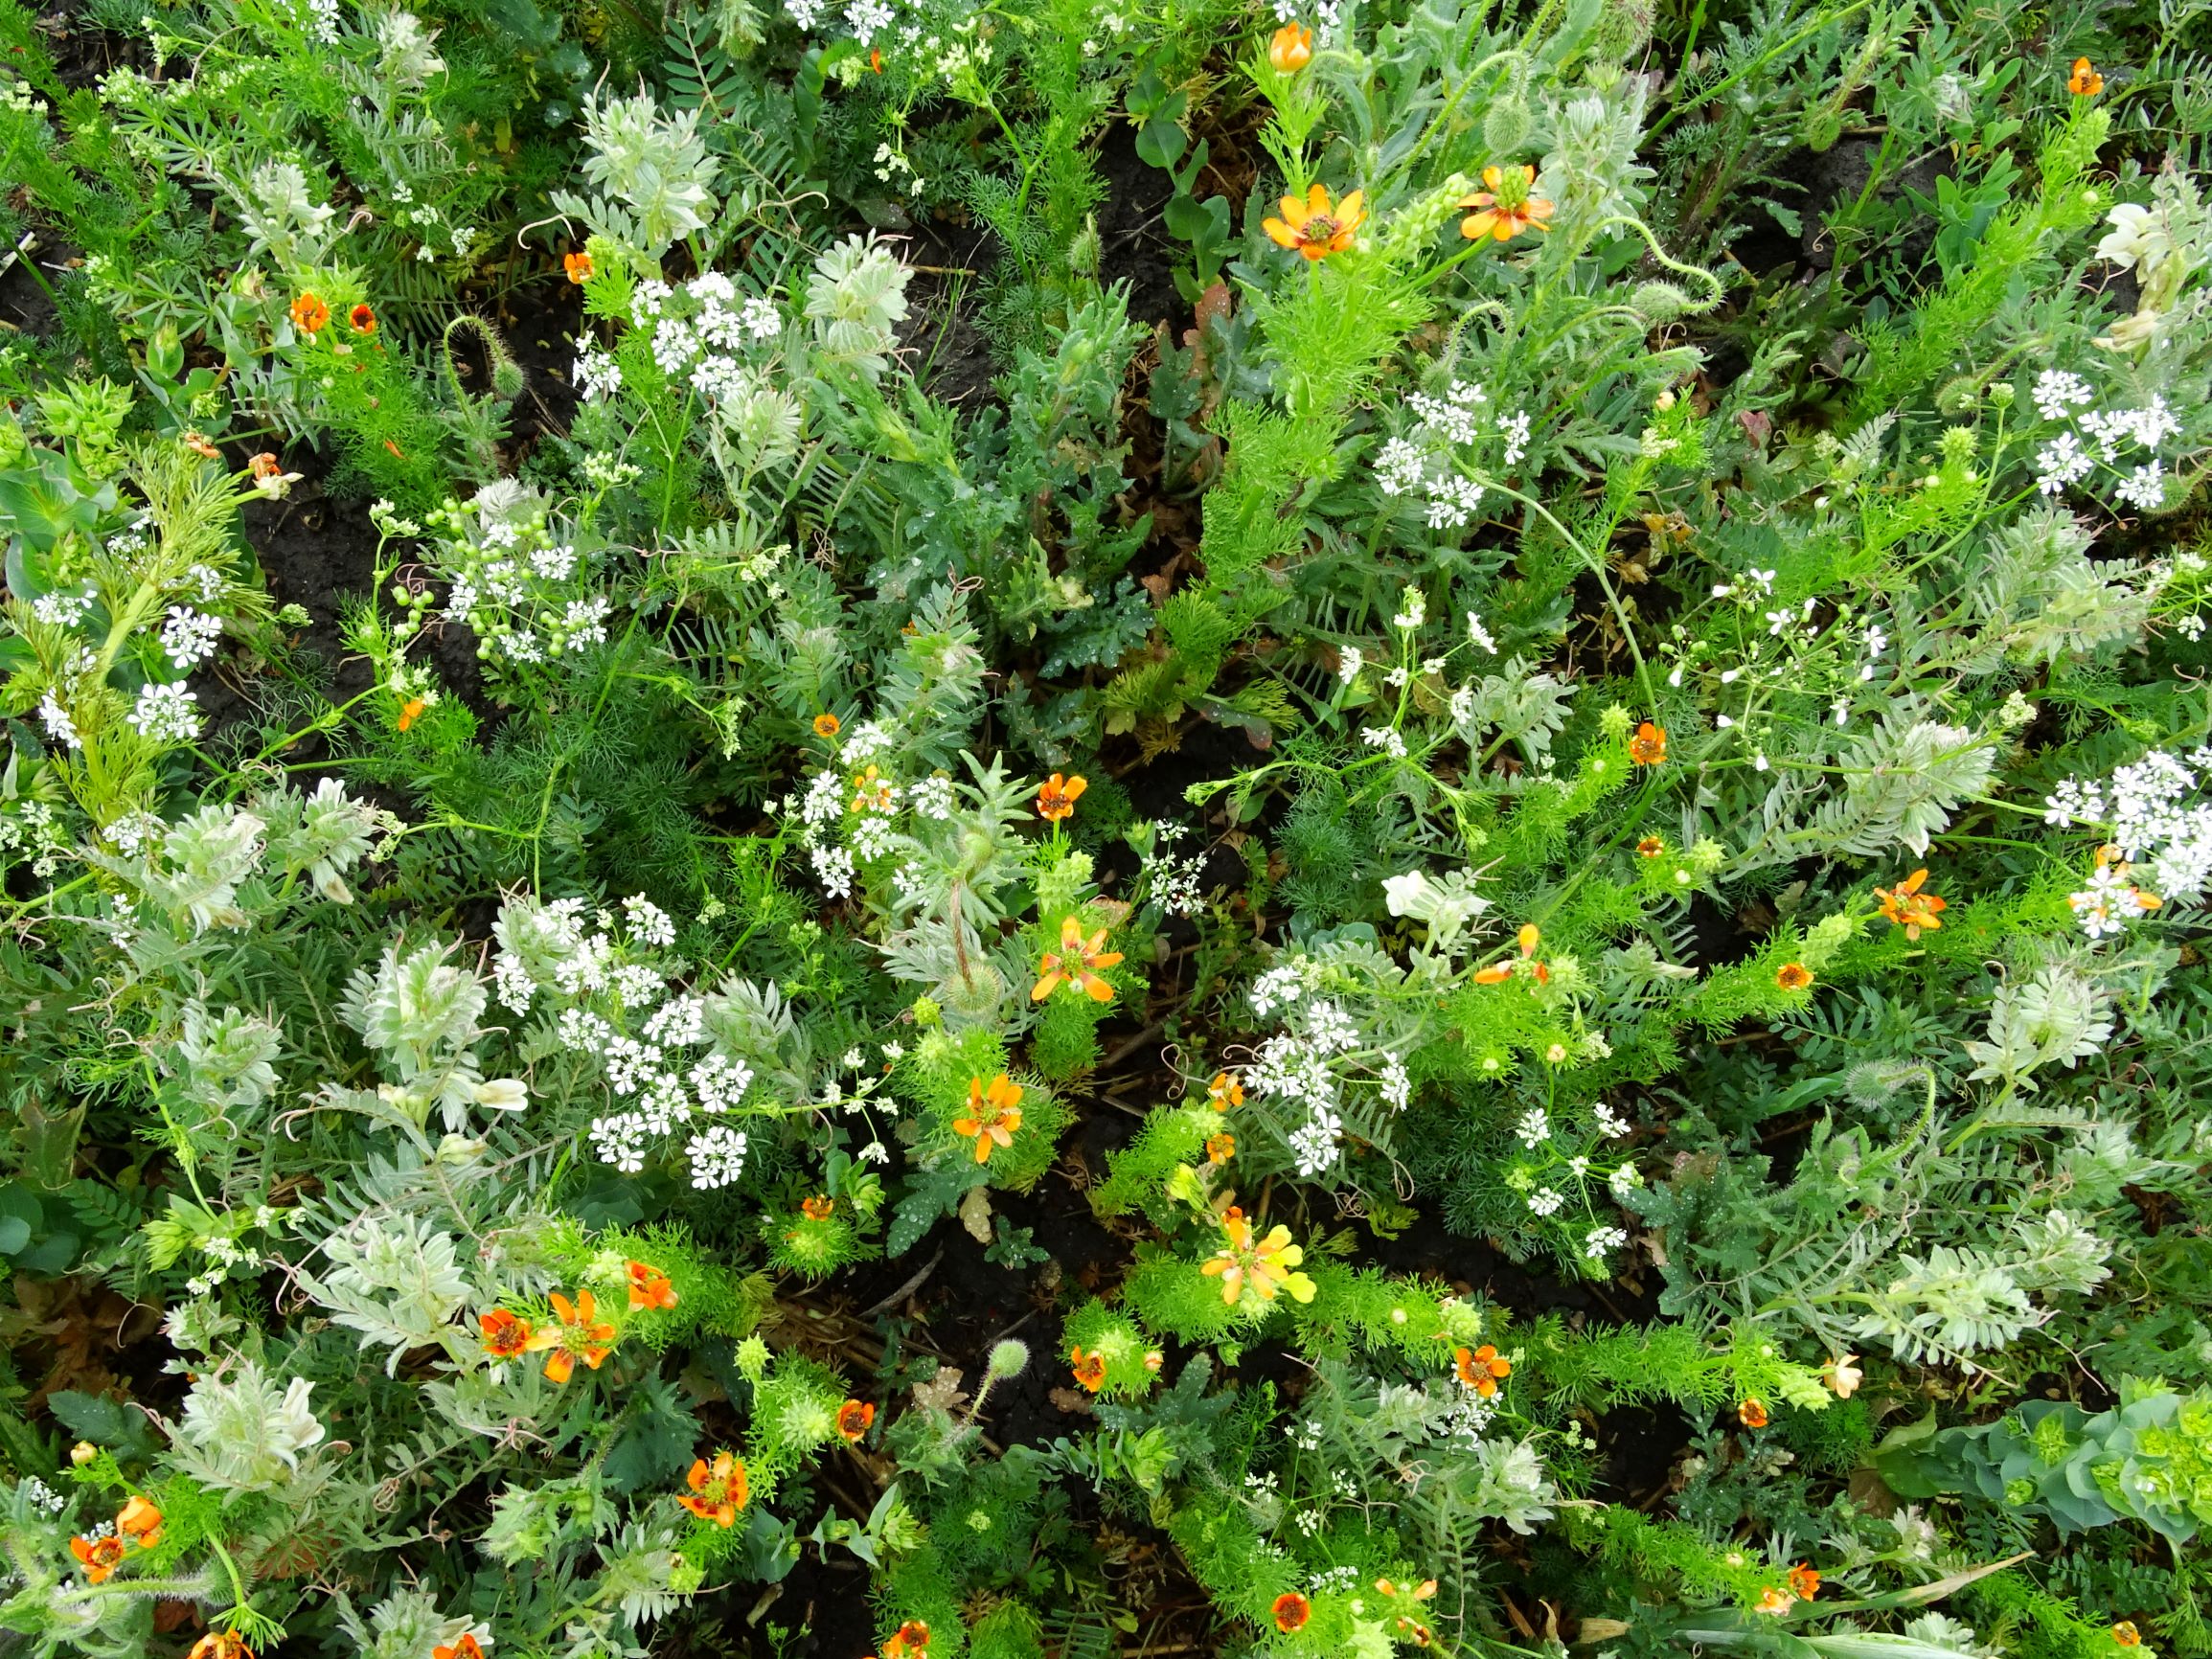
[428, 485, 611, 666]
[1376, 378, 1537, 531]
[1142, 821, 1208, 918]
[1243, 956, 1407, 1180]
[2031, 369, 2181, 510]
[127, 681, 203, 743]
[160, 605, 223, 670]
[2044, 747, 2212, 935]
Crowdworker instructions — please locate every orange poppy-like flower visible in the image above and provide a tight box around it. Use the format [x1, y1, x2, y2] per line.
[564, 251, 595, 284]
[291, 291, 330, 333]
[433, 1638, 487, 1659]
[1037, 772, 1086, 823]
[524, 1289, 616, 1383]
[2069, 57, 2103, 97]
[2112, 1625, 2141, 1648]
[1874, 868, 1947, 940]
[677, 1450, 750, 1527]
[1776, 962, 1813, 990]
[836, 1399, 876, 1442]
[1788, 1564, 1821, 1602]
[1033, 915, 1124, 1003]
[1628, 721, 1668, 764]
[1637, 835, 1664, 857]
[1206, 1131, 1236, 1165]
[117, 1496, 162, 1549]
[349, 303, 376, 334]
[878, 1620, 932, 1659]
[954, 1073, 1024, 1164]
[1264, 183, 1366, 261]
[1268, 22, 1312, 72]
[480, 1307, 533, 1358]
[1473, 921, 1544, 985]
[248, 452, 282, 481]
[852, 764, 896, 813]
[627, 1261, 679, 1310]
[1738, 1398, 1769, 1428]
[1201, 1207, 1316, 1306]
[1756, 1587, 1795, 1616]
[1454, 1343, 1512, 1397]
[1071, 1346, 1108, 1392]
[398, 696, 427, 732]
[70, 1534, 126, 1582]
[182, 430, 221, 459]
[1274, 1592, 1312, 1633]
[801, 1194, 835, 1221]
[190, 1635, 256, 1659]
[813, 713, 842, 738]
[1209, 1071, 1243, 1110]
[1458, 165, 1555, 242]
[871, 46, 883, 71]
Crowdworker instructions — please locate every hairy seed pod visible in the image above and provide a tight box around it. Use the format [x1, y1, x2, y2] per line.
[1482, 98, 1532, 159]
[1632, 281, 1691, 324]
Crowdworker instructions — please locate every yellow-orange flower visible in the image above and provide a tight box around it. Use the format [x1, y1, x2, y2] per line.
[1264, 183, 1366, 261]
[813, 712, 842, 738]
[1206, 1131, 1235, 1165]
[433, 1638, 487, 1659]
[1208, 1071, 1243, 1110]
[954, 1073, 1024, 1164]
[853, 764, 895, 813]
[1788, 1564, 1821, 1602]
[1032, 915, 1124, 1003]
[1071, 1346, 1108, 1392]
[1274, 1592, 1311, 1633]
[1268, 22, 1312, 72]
[876, 1620, 932, 1659]
[349, 302, 377, 334]
[837, 1399, 876, 1442]
[191, 1635, 256, 1659]
[1637, 835, 1664, 857]
[481, 1307, 532, 1358]
[564, 250, 595, 284]
[398, 696, 427, 732]
[291, 291, 330, 333]
[1738, 1397, 1769, 1428]
[1458, 165, 1555, 242]
[2069, 57, 2103, 96]
[1628, 720, 1668, 764]
[117, 1496, 162, 1549]
[677, 1450, 750, 1526]
[1454, 1343, 1511, 1397]
[1037, 772, 1086, 823]
[1201, 1206, 1315, 1306]
[1874, 868, 1947, 940]
[802, 1194, 835, 1221]
[1776, 962, 1813, 990]
[627, 1261, 678, 1310]
[524, 1288, 615, 1383]
[70, 1533, 126, 1582]
[2112, 1625, 2141, 1648]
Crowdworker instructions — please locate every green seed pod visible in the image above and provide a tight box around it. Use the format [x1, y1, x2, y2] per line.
[1632, 281, 1691, 324]
[1482, 97, 1532, 159]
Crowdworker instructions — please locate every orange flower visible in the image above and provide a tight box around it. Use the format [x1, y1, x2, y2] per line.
[871, 47, 883, 71]
[1474, 921, 1544, 985]
[1268, 21, 1312, 72]
[1208, 1071, 1243, 1110]
[398, 696, 427, 732]
[878, 1620, 932, 1659]
[1274, 1592, 1312, 1633]
[1776, 962, 1813, 990]
[1628, 721, 1667, 764]
[1264, 183, 1366, 261]
[117, 1496, 162, 1549]
[813, 713, 842, 738]
[1756, 1587, 1796, 1616]
[1071, 1346, 1108, 1392]
[1037, 772, 1087, 823]
[190, 1635, 256, 1659]
[2069, 57, 2103, 96]
[1637, 835, 1664, 857]
[349, 302, 376, 334]
[802, 1194, 835, 1221]
[853, 764, 896, 813]
[836, 1399, 876, 1442]
[433, 1639, 487, 1659]
[480, 1307, 533, 1358]
[182, 430, 221, 459]
[1206, 1131, 1236, 1165]
[248, 452, 282, 481]
[1874, 868, 1947, 940]
[1201, 1206, 1315, 1306]
[954, 1073, 1024, 1164]
[1788, 1564, 1821, 1602]
[677, 1450, 750, 1527]
[70, 1534, 126, 1583]
[564, 250, 594, 284]
[523, 1289, 616, 1383]
[1458, 165, 1555, 242]
[2112, 1625, 2141, 1648]
[1454, 1343, 1511, 1397]
[290, 292, 330, 333]
[627, 1261, 679, 1310]
[1738, 1398, 1769, 1429]
[1032, 914, 1124, 1003]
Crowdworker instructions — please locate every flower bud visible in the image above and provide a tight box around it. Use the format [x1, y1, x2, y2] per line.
[1482, 97, 1532, 157]
[1631, 281, 1690, 323]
